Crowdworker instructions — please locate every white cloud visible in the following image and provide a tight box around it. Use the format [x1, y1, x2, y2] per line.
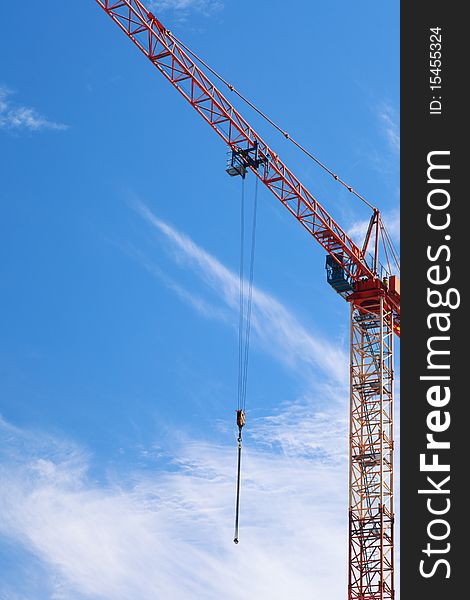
[0, 86, 67, 132]
[0, 197, 399, 599]
[0, 412, 347, 600]
[347, 218, 370, 245]
[348, 208, 400, 243]
[150, 0, 223, 18]
[252, 399, 348, 463]
[379, 104, 400, 152]
[126, 244, 233, 324]
[134, 200, 349, 385]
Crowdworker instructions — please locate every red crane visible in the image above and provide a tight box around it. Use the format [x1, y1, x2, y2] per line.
[94, 2, 400, 598]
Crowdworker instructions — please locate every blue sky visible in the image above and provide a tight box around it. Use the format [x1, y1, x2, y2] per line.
[0, 1, 399, 598]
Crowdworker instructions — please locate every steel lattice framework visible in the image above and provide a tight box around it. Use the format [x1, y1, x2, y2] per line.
[94, 1, 396, 290]
[94, 2, 400, 598]
[349, 299, 394, 599]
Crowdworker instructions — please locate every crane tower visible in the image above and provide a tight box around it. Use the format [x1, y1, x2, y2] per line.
[94, 1, 400, 597]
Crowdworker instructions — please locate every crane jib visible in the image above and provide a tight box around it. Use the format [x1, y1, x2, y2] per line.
[94, 0, 399, 323]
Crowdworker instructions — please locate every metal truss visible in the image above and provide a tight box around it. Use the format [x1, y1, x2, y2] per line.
[94, 0, 380, 283]
[349, 298, 394, 599]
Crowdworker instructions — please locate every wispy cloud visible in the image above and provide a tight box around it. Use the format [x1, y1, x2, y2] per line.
[252, 399, 348, 463]
[0, 413, 347, 600]
[348, 208, 399, 242]
[378, 104, 400, 153]
[0, 86, 67, 133]
[133, 200, 348, 386]
[0, 196, 398, 599]
[150, 0, 223, 18]
[126, 244, 233, 324]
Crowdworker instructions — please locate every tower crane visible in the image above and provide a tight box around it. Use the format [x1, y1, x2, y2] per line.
[94, 2, 400, 598]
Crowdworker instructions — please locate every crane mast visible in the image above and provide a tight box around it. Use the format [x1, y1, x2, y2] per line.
[94, 1, 400, 598]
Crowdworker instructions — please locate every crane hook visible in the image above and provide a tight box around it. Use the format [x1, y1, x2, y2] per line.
[233, 409, 245, 544]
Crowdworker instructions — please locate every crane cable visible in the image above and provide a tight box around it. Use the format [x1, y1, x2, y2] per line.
[237, 178, 246, 416]
[241, 176, 258, 411]
[234, 176, 259, 544]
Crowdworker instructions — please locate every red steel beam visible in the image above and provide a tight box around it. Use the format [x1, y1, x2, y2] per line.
[95, 1, 373, 278]
[94, 0, 400, 334]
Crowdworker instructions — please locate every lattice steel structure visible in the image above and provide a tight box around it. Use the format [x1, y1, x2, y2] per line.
[93, 2, 400, 597]
[349, 298, 394, 599]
